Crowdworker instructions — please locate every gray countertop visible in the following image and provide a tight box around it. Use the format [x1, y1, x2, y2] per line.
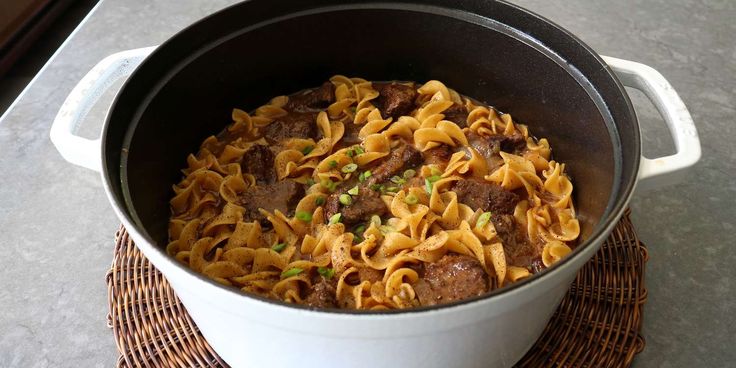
[0, 1, 733, 367]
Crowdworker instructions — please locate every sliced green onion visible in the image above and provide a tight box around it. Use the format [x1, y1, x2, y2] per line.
[425, 178, 433, 194]
[430, 166, 442, 177]
[347, 186, 360, 196]
[339, 194, 352, 206]
[346, 149, 355, 157]
[328, 213, 342, 224]
[427, 175, 442, 183]
[371, 215, 382, 227]
[320, 178, 337, 192]
[369, 184, 382, 191]
[363, 170, 372, 179]
[328, 160, 338, 168]
[301, 145, 315, 155]
[386, 186, 399, 193]
[305, 178, 315, 187]
[354, 146, 365, 155]
[379, 225, 394, 234]
[295, 211, 313, 222]
[271, 242, 287, 252]
[404, 194, 419, 205]
[281, 268, 303, 278]
[390, 175, 406, 185]
[358, 172, 366, 182]
[354, 225, 366, 234]
[403, 169, 416, 179]
[315, 197, 325, 206]
[317, 267, 335, 279]
[476, 211, 492, 228]
[342, 163, 358, 173]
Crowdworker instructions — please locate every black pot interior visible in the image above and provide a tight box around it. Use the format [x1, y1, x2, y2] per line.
[105, 0, 639, 293]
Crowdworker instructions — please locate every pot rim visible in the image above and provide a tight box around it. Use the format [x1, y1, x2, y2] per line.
[101, 0, 639, 316]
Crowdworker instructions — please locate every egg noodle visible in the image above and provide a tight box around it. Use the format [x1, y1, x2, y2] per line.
[166, 77, 579, 310]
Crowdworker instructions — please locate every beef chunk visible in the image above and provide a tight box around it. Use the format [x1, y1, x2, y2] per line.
[260, 112, 317, 143]
[422, 144, 453, 166]
[367, 143, 423, 186]
[240, 179, 305, 226]
[414, 254, 489, 306]
[286, 82, 335, 111]
[324, 186, 387, 225]
[443, 103, 469, 128]
[491, 213, 517, 248]
[451, 179, 519, 215]
[241, 145, 275, 184]
[530, 257, 545, 274]
[357, 266, 384, 283]
[466, 131, 527, 156]
[373, 82, 417, 119]
[304, 279, 337, 308]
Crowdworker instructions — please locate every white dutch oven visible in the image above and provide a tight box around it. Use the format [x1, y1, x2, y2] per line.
[50, 1, 700, 367]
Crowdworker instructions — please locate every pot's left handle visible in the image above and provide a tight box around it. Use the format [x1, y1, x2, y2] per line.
[50, 46, 157, 172]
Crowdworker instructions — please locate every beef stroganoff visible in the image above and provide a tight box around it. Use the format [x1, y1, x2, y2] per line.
[166, 77, 580, 309]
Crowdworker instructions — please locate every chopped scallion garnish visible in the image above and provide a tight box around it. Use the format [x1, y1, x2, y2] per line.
[342, 163, 358, 173]
[281, 268, 303, 278]
[271, 242, 287, 252]
[328, 213, 342, 224]
[339, 194, 352, 206]
[371, 215, 382, 227]
[315, 196, 325, 206]
[347, 186, 360, 196]
[369, 184, 382, 191]
[301, 145, 315, 155]
[425, 178, 433, 194]
[346, 149, 355, 157]
[403, 169, 416, 179]
[385, 186, 399, 193]
[305, 178, 315, 187]
[427, 175, 441, 183]
[354, 146, 365, 155]
[317, 267, 335, 279]
[354, 225, 366, 234]
[295, 211, 312, 222]
[430, 166, 442, 177]
[476, 211, 492, 228]
[404, 194, 419, 205]
[328, 160, 338, 168]
[390, 175, 406, 185]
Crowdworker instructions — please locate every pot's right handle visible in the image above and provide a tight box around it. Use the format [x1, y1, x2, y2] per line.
[602, 56, 701, 191]
[50, 46, 156, 172]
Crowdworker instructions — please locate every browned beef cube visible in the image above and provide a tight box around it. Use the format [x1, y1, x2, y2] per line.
[241, 144, 275, 184]
[451, 179, 519, 215]
[467, 131, 526, 156]
[373, 82, 417, 119]
[442, 102, 469, 128]
[422, 144, 453, 166]
[414, 254, 489, 306]
[240, 179, 305, 226]
[286, 82, 335, 111]
[367, 143, 423, 186]
[260, 112, 318, 143]
[324, 186, 387, 226]
[304, 279, 337, 308]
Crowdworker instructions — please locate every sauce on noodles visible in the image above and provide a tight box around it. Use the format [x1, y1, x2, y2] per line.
[166, 77, 580, 309]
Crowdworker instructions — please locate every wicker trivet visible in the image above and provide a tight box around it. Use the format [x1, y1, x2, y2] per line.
[107, 209, 647, 367]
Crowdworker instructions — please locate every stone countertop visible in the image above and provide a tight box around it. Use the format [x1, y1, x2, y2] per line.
[0, 0, 732, 367]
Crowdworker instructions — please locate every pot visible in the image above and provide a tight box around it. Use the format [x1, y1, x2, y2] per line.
[50, 1, 700, 367]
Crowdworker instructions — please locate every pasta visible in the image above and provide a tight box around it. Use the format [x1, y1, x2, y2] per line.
[166, 78, 579, 309]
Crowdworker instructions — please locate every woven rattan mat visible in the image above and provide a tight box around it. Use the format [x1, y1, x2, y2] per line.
[107, 209, 647, 368]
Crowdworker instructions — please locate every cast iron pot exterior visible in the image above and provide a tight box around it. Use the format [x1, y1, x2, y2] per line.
[94, 1, 646, 367]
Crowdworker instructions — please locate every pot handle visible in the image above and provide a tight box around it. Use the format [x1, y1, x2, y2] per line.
[602, 56, 701, 190]
[50, 46, 157, 172]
